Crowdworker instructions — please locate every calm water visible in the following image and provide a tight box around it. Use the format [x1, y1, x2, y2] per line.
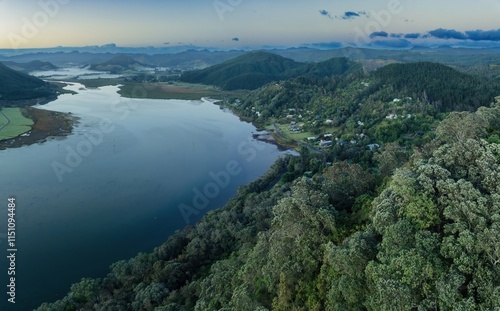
[30, 67, 124, 80]
[0, 83, 288, 310]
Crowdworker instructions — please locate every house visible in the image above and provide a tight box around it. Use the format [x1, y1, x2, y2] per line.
[325, 119, 334, 124]
[368, 144, 380, 151]
[324, 134, 333, 138]
[307, 137, 317, 141]
[393, 98, 401, 102]
[320, 140, 333, 147]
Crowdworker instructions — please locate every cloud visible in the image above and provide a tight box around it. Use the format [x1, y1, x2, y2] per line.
[232, 37, 239, 42]
[341, 11, 368, 20]
[390, 33, 404, 38]
[465, 29, 500, 41]
[404, 33, 421, 39]
[325, 11, 368, 20]
[370, 31, 388, 38]
[428, 28, 467, 40]
[426, 28, 500, 41]
[344, 11, 360, 18]
[319, 9, 333, 19]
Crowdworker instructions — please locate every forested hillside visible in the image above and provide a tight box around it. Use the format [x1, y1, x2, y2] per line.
[180, 51, 360, 90]
[0, 62, 57, 103]
[228, 62, 498, 157]
[35, 60, 500, 310]
[373, 62, 498, 111]
[90, 54, 150, 72]
[2, 60, 57, 73]
[35, 95, 500, 311]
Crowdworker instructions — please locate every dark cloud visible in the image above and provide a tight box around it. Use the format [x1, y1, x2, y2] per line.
[344, 11, 360, 18]
[232, 37, 239, 42]
[426, 28, 500, 41]
[341, 11, 367, 19]
[390, 33, 404, 38]
[404, 33, 421, 39]
[319, 9, 329, 16]
[319, 9, 333, 19]
[370, 31, 388, 38]
[465, 29, 500, 41]
[428, 28, 467, 40]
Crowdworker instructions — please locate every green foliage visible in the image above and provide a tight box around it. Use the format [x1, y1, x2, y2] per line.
[0, 107, 34, 140]
[35, 68, 500, 311]
[180, 51, 359, 90]
[373, 62, 499, 112]
[0, 62, 57, 103]
[2, 60, 58, 73]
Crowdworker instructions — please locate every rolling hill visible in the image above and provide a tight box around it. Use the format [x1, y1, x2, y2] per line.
[2, 60, 58, 73]
[372, 62, 498, 111]
[180, 51, 361, 90]
[90, 54, 151, 72]
[0, 62, 58, 104]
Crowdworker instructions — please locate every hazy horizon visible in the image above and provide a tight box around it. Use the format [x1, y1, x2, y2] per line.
[0, 0, 500, 50]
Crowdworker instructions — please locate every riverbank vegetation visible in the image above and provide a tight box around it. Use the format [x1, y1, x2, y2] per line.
[0, 107, 74, 150]
[35, 59, 500, 310]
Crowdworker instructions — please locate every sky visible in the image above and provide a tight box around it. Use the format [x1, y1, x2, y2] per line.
[0, 0, 499, 50]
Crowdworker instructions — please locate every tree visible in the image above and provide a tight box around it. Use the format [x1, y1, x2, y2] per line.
[322, 161, 374, 210]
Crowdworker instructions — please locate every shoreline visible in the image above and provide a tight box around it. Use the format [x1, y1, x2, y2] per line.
[0, 107, 76, 150]
[209, 98, 299, 152]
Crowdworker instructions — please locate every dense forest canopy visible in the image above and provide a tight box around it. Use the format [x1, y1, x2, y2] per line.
[180, 51, 360, 90]
[0, 62, 57, 104]
[35, 59, 500, 310]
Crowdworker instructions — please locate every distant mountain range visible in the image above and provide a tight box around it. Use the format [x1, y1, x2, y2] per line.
[0, 62, 57, 104]
[179, 51, 360, 90]
[1, 46, 500, 72]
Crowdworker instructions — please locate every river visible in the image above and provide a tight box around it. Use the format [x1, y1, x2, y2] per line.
[0, 83, 289, 310]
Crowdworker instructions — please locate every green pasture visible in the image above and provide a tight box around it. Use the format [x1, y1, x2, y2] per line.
[0, 108, 34, 140]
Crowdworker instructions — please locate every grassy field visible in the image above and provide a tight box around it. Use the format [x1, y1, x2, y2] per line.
[277, 124, 315, 141]
[118, 81, 224, 100]
[72, 78, 249, 100]
[0, 108, 34, 140]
